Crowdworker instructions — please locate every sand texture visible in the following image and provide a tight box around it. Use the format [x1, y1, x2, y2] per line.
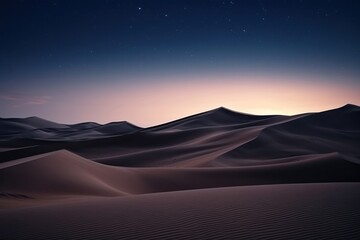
[1, 104, 360, 239]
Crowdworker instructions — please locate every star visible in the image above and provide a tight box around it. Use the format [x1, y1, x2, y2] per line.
[138, 7, 142, 10]
[243, 29, 247, 33]
[165, 14, 168, 17]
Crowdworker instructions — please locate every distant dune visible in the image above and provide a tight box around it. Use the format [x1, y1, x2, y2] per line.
[0, 117, 141, 143]
[1, 104, 360, 239]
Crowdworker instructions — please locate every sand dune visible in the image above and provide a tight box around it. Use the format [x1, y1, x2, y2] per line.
[0, 105, 359, 239]
[221, 104, 360, 162]
[0, 117, 141, 143]
[0, 150, 133, 198]
[1, 183, 360, 239]
[0, 116, 69, 131]
[1, 149, 359, 201]
[144, 107, 281, 131]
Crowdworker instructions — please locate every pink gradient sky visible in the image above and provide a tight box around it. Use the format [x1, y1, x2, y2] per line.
[11, 72, 355, 127]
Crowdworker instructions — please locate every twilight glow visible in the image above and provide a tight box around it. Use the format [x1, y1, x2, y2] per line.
[1, 1, 359, 127]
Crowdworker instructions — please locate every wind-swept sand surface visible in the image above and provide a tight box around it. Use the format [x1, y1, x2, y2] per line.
[1, 104, 360, 239]
[1, 183, 360, 240]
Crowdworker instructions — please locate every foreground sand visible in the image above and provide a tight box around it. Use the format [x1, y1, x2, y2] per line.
[1, 183, 360, 239]
[0, 105, 359, 239]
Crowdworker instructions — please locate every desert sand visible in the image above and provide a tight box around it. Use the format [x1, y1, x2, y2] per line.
[1, 104, 360, 239]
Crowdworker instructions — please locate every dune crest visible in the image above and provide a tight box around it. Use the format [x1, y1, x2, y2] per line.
[1, 105, 360, 239]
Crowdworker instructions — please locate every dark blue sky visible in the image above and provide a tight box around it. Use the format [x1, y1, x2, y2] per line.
[1, 0, 360, 125]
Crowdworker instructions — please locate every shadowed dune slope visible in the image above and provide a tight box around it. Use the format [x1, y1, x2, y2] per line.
[0, 118, 141, 145]
[144, 107, 281, 131]
[0, 105, 359, 167]
[0, 116, 69, 131]
[0, 150, 145, 198]
[77, 105, 359, 167]
[220, 104, 360, 163]
[1, 150, 360, 201]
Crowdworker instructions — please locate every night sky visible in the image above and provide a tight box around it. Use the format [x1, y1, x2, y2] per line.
[1, 0, 360, 126]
